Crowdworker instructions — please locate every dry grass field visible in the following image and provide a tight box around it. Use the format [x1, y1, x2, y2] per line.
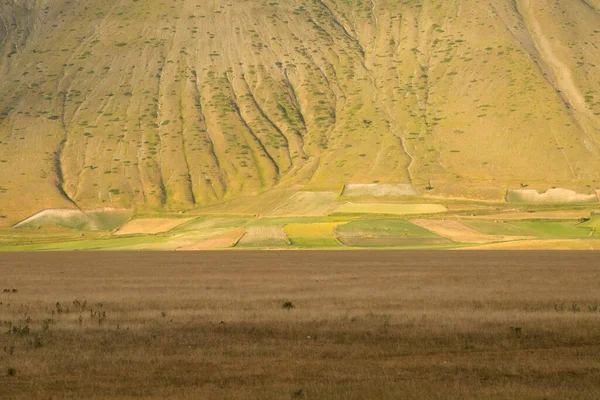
[1, 252, 600, 399]
[114, 218, 195, 236]
[333, 203, 448, 216]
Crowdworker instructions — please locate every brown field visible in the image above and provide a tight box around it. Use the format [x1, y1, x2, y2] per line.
[410, 219, 531, 243]
[1, 252, 600, 399]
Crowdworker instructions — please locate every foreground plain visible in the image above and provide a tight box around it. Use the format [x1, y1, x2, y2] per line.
[1, 251, 600, 399]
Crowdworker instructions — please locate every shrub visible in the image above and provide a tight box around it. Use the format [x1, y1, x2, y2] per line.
[282, 301, 295, 310]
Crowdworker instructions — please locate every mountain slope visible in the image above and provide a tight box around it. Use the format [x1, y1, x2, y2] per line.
[1, 0, 599, 224]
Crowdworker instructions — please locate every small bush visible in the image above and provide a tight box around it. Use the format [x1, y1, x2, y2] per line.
[7, 368, 16, 377]
[510, 326, 522, 337]
[10, 325, 29, 336]
[282, 301, 295, 310]
[31, 335, 44, 349]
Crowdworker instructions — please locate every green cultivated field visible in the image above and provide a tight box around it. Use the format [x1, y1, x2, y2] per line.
[337, 219, 453, 248]
[4, 203, 600, 250]
[463, 220, 594, 238]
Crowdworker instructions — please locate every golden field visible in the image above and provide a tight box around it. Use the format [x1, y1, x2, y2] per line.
[1, 251, 599, 399]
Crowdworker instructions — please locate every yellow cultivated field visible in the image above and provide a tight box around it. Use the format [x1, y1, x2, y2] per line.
[284, 222, 341, 237]
[410, 219, 531, 243]
[333, 203, 448, 216]
[114, 218, 195, 235]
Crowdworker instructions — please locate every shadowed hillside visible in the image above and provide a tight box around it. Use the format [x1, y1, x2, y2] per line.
[1, 0, 599, 225]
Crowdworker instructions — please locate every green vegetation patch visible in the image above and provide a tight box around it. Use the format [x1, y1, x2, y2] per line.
[576, 215, 600, 236]
[15, 210, 91, 230]
[288, 237, 342, 247]
[14, 209, 132, 231]
[86, 209, 133, 231]
[246, 216, 325, 227]
[236, 238, 289, 248]
[463, 219, 593, 238]
[284, 222, 340, 236]
[337, 219, 440, 238]
[337, 219, 452, 247]
[0, 235, 167, 251]
[339, 237, 453, 248]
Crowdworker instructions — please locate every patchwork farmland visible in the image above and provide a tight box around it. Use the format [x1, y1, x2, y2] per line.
[3, 0, 600, 398]
[4, 188, 600, 250]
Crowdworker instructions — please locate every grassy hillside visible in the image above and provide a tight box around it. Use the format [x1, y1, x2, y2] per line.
[1, 0, 599, 225]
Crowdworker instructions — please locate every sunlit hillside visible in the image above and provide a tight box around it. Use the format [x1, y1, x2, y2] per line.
[1, 0, 599, 225]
